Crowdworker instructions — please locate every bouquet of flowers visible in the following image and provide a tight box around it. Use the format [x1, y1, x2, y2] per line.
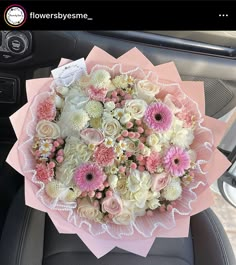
[7, 47, 231, 258]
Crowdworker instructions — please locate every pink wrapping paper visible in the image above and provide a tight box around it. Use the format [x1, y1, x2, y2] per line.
[6, 46, 231, 258]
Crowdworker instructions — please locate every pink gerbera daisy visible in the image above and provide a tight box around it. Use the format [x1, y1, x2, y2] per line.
[163, 146, 190, 177]
[144, 102, 172, 132]
[74, 163, 105, 192]
[37, 97, 56, 121]
[146, 152, 162, 173]
[94, 144, 115, 167]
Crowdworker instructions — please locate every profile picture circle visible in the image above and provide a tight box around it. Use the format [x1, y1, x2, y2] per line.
[4, 5, 27, 27]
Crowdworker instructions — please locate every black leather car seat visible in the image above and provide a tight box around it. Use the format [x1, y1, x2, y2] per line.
[0, 187, 235, 265]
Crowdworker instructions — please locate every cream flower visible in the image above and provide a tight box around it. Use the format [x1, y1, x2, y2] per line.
[124, 139, 138, 153]
[133, 190, 149, 208]
[114, 108, 124, 120]
[147, 198, 161, 210]
[171, 127, 194, 149]
[102, 118, 121, 138]
[69, 110, 90, 132]
[141, 146, 151, 157]
[127, 170, 151, 193]
[116, 178, 128, 195]
[55, 95, 64, 109]
[90, 69, 111, 88]
[108, 174, 118, 189]
[146, 134, 159, 146]
[162, 177, 182, 201]
[125, 99, 147, 120]
[112, 206, 134, 225]
[56, 86, 69, 96]
[85, 100, 103, 118]
[135, 80, 160, 103]
[120, 113, 131, 124]
[63, 187, 81, 202]
[77, 198, 103, 222]
[104, 101, 116, 111]
[45, 180, 65, 199]
[36, 120, 60, 139]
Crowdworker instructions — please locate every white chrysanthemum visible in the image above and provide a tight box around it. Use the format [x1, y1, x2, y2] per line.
[69, 110, 89, 131]
[85, 100, 103, 118]
[162, 178, 182, 201]
[63, 187, 81, 202]
[45, 180, 65, 199]
[90, 69, 111, 88]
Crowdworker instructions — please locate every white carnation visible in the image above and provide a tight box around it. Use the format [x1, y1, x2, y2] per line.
[104, 101, 116, 111]
[162, 178, 182, 201]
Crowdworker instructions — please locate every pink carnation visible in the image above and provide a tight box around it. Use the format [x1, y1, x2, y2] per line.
[36, 163, 54, 182]
[37, 97, 56, 121]
[146, 152, 162, 173]
[94, 144, 115, 167]
[88, 86, 108, 101]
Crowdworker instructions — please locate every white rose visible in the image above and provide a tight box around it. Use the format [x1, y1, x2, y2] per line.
[146, 134, 159, 146]
[104, 101, 116, 111]
[120, 113, 131, 124]
[142, 146, 151, 157]
[116, 178, 128, 195]
[77, 198, 103, 222]
[102, 118, 121, 138]
[147, 198, 161, 210]
[36, 120, 60, 139]
[56, 86, 69, 96]
[112, 207, 134, 225]
[108, 175, 118, 189]
[125, 99, 148, 120]
[135, 80, 160, 103]
[124, 139, 137, 152]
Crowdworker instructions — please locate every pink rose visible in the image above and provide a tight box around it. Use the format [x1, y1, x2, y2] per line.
[80, 128, 104, 145]
[151, 173, 171, 192]
[102, 195, 122, 215]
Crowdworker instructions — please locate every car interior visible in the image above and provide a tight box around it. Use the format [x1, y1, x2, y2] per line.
[0, 30, 236, 265]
